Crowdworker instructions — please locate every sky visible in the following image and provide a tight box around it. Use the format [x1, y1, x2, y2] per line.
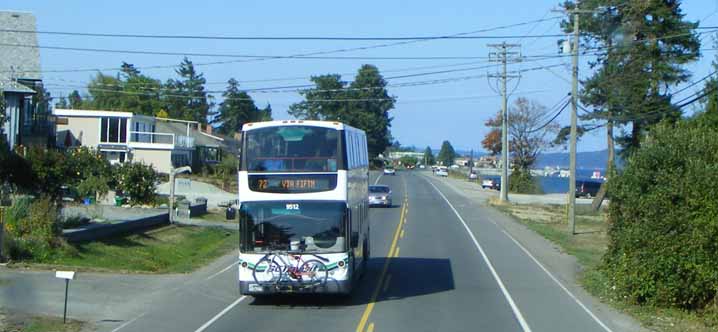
[4, 0, 718, 153]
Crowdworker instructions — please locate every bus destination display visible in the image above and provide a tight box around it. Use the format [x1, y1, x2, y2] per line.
[248, 175, 337, 193]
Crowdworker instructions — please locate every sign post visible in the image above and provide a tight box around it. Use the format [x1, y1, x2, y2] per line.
[55, 271, 75, 323]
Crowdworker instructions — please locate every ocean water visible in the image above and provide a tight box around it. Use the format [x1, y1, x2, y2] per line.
[482, 169, 605, 194]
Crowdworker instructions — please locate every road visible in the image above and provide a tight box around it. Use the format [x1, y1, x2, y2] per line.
[76, 171, 627, 332]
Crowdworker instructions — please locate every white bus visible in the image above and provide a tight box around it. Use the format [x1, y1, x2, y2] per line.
[237, 120, 370, 295]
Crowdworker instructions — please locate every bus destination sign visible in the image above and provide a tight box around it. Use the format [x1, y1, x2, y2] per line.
[248, 174, 337, 193]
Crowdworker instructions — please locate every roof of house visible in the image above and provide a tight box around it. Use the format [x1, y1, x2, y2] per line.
[0, 11, 41, 94]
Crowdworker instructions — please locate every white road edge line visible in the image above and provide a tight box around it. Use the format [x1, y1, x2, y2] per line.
[193, 296, 247, 332]
[500, 229, 615, 332]
[109, 313, 146, 332]
[206, 261, 238, 280]
[373, 173, 383, 185]
[427, 180, 532, 332]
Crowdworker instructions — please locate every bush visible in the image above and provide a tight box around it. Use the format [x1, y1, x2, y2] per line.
[509, 168, 543, 194]
[4, 196, 61, 261]
[603, 120, 718, 309]
[113, 162, 159, 205]
[66, 147, 111, 201]
[26, 147, 68, 200]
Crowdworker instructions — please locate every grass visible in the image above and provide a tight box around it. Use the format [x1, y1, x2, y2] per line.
[490, 199, 718, 332]
[30, 225, 237, 273]
[196, 210, 238, 223]
[1, 311, 84, 332]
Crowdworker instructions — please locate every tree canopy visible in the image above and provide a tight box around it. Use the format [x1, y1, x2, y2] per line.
[211, 78, 272, 135]
[437, 140, 456, 166]
[423, 146, 435, 165]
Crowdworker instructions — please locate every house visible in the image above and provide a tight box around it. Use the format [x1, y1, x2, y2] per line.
[54, 109, 176, 173]
[1, 11, 54, 150]
[53, 109, 238, 174]
[154, 118, 233, 169]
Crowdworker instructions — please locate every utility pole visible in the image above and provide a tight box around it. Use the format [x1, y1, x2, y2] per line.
[567, 12, 579, 235]
[488, 42, 521, 202]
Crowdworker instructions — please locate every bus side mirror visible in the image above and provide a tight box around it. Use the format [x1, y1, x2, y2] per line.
[350, 232, 359, 248]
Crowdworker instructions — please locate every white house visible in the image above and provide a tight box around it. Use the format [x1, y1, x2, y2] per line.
[54, 109, 175, 173]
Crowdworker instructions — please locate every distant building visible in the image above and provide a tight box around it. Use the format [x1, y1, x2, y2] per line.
[388, 151, 424, 161]
[1, 11, 54, 150]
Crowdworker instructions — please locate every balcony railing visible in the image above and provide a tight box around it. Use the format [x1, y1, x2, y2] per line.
[175, 135, 195, 149]
[129, 131, 174, 148]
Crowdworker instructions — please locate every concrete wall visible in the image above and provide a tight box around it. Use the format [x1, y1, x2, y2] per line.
[132, 148, 172, 174]
[62, 201, 207, 243]
[56, 116, 100, 147]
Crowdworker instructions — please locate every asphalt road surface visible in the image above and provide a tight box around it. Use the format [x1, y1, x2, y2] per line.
[107, 171, 621, 332]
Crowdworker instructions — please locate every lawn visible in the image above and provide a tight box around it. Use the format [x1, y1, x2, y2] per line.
[39, 225, 237, 273]
[1, 311, 84, 332]
[490, 200, 718, 332]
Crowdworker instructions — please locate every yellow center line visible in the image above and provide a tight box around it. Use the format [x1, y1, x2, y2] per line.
[382, 274, 392, 293]
[367, 323, 375, 332]
[394, 247, 400, 257]
[400, 229, 405, 238]
[355, 175, 408, 332]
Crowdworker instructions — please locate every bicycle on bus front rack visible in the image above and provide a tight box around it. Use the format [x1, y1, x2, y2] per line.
[252, 251, 330, 291]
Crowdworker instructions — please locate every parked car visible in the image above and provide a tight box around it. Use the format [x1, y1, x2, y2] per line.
[481, 177, 500, 190]
[575, 181, 602, 198]
[419, 165, 426, 169]
[369, 185, 392, 207]
[468, 171, 479, 181]
[383, 167, 396, 175]
[435, 168, 448, 177]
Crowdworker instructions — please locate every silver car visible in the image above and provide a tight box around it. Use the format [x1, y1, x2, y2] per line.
[369, 185, 392, 207]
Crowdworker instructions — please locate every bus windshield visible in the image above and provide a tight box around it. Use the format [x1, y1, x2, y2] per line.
[240, 201, 346, 253]
[244, 126, 340, 172]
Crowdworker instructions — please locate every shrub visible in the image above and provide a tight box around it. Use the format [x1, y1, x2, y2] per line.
[113, 162, 159, 205]
[509, 167, 543, 194]
[75, 175, 110, 201]
[4, 196, 61, 261]
[66, 147, 111, 200]
[26, 147, 68, 200]
[602, 120, 718, 309]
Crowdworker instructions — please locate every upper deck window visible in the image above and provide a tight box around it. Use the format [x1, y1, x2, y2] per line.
[244, 126, 341, 172]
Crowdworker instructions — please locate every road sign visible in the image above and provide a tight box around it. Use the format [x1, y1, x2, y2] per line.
[55, 270, 76, 323]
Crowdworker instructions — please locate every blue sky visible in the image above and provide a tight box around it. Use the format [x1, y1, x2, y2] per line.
[4, 0, 718, 152]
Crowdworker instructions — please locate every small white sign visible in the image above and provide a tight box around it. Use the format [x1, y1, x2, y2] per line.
[55, 271, 75, 280]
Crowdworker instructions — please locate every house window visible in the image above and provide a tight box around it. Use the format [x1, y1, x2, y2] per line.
[100, 117, 127, 143]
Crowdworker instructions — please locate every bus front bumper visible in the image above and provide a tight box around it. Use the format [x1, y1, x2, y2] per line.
[239, 280, 352, 295]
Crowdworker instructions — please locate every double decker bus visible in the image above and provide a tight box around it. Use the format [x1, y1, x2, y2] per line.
[237, 120, 370, 295]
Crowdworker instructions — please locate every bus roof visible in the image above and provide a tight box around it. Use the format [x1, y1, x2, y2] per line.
[241, 120, 362, 132]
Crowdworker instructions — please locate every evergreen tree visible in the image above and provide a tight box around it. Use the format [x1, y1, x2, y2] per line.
[212, 78, 262, 135]
[86, 73, 123, 110]
[289, 74, 346, 120]
[118, 62, 162, 116]
[423, 146, 435, 165]
[68, 90, 83, 109]
[437, 140, 456, 166]
[163, 58, 213, 124]
[347, 65, 394, 158]
[289, 65, 395, 159]
[563, 0, 700, 157]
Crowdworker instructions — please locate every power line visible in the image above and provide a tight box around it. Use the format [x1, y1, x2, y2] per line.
[41, 62, 567, 95]
[2, 17, 563, 75]
[0, 42, 492, 60]
[527, 99, 571, 133]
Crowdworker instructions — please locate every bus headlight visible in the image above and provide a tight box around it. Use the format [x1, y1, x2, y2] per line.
[338, 260, 345, 268]
[241, 262, 248, 268]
